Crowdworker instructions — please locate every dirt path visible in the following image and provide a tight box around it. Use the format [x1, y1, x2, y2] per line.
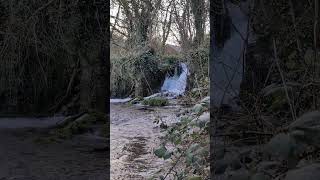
[110, 104, 180, 180]
[0, 118, 108, 180]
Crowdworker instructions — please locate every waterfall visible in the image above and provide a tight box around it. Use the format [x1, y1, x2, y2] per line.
[111, 63, 189, 103]
[161, 63, 189, 96]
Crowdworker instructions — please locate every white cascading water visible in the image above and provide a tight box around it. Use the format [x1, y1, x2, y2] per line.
[161, 63, 189, 96]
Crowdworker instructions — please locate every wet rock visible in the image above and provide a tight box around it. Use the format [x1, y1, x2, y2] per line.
[257, 161, 281, 175]
[199, 112, 210, 122]
[193, 112, 209, 128]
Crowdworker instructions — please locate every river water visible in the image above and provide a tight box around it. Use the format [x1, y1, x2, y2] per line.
[110, 104, 181, 179]
[161, 63, 189, 96]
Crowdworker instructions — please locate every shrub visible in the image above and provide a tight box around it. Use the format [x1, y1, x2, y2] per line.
[185, 47, 209, 96]
[142, 97, 169, 106]
[111, 48, 165, 97]
[159, 55, 182, 73]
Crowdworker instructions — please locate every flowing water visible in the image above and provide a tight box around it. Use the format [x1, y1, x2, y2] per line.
[110, 104, 180, 179]
[161, 63, 189, 96]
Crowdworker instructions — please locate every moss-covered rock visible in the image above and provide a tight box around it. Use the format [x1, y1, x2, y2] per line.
[50, 111, 107, 139]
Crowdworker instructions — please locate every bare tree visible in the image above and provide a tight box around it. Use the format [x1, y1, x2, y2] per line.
[116, 0, 162, 47]
[160, 0, 174, 53]
[190, 0, 206, 46]
[172, 0, 193, 51]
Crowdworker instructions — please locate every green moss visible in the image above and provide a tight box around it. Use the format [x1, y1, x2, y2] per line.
[160, 55, 181, 72]
[142, 97, 169, 106]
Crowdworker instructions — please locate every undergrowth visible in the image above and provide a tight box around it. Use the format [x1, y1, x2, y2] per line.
[142, 97, 169, 106]
[152, 99, 210, 179]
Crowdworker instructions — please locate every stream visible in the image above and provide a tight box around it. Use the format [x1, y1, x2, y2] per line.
[110, 62, 190, 179]
[110, 103, 181, 179]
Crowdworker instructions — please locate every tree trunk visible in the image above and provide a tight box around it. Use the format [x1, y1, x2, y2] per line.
[135, 76, 146, 97]
[191, 0, 206, 47]
[79, 52, 91, 112]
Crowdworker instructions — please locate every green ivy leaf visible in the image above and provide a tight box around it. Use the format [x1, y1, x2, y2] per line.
[154, 145, 167, 158]
[154, 145, 172, 160]
[163, 151, 172, 160]
[192, 104, 204, 114]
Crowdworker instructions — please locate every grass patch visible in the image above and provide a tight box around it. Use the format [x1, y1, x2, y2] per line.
[142, 97, 169, 106]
